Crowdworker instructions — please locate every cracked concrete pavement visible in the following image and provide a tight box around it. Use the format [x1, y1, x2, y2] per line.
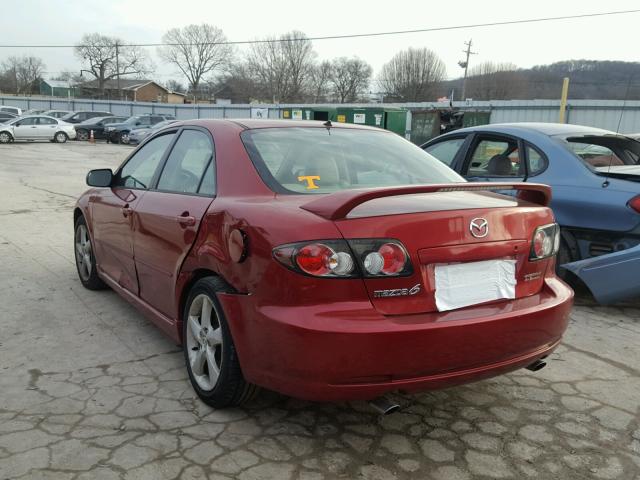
[1, 141, 640, 479]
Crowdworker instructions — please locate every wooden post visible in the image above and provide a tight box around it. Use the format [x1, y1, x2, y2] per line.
[559, 77, 570, 123]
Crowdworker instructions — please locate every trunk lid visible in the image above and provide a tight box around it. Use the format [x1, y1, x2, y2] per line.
[303, 186, 555, 315]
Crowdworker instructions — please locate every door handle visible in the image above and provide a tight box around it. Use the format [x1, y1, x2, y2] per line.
[177, 215, 196, 226]
[121, 205, 133, 217]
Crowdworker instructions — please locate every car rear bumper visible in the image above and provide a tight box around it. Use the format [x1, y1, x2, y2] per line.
[562, 243, 640, 304]
[217, 277, 573, 401]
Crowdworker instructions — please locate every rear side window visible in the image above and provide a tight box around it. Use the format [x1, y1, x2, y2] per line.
[424, 137, 466, 167]
[38, 117, 56, 125]
[115, 133, 175, 189]
[157, 130, 214, 194]
[242, 127, 463, 194]
[526, 144, 547, 176]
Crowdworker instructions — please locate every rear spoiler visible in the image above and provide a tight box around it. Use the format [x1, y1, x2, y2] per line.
[300, 183, 551, 220]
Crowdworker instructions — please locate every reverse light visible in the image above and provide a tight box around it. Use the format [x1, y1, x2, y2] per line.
[628, 195, 640, 213]
[529, 224, 560, 261]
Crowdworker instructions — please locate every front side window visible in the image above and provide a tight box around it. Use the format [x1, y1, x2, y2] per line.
[242, 127, 463, 194]
[157, 130, 214, 194]
[16, 118, 37, 126]
[424, 137, 466, 167]
[467, 138, 522, 177]
[115, 133, 175, 189]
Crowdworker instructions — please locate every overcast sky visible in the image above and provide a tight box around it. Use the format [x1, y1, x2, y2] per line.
[2, 0, 639, 86]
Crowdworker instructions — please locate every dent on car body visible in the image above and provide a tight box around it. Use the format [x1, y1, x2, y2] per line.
[561, 244, 640, 304]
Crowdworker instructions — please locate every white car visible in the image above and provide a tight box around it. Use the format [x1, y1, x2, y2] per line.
[0, 115, 77, 144]
[0, 106, 22, 116]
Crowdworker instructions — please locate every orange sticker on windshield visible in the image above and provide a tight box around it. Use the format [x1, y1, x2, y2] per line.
[298, 175, 320, 189]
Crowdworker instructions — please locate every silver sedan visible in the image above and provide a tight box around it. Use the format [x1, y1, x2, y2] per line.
[0, 115, 77, 143]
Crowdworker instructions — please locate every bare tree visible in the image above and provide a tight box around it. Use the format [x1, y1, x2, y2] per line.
[75, 33, 151, 95]
[52, 70, 83, 84]
[1, 56, 45, 94]
[159, 24, 232, 99]
[246, 31, 316, 103]
[307, 60, 332, 102]
[378, 47, 446, 101]
[165, 79, 186, 93]
[330, 57, 372, 103]
[465, 62, 526, 100]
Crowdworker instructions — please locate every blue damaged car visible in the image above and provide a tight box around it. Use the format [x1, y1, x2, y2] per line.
[422, 122, 640, 304]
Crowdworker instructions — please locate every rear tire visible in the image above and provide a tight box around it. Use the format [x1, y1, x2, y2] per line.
[183, 277, 259, 408]
[54, 132, 68, 143]
[74, 216, 107, 290]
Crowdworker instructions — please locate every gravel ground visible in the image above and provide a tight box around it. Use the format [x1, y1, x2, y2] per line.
[1, 141, 639, 480]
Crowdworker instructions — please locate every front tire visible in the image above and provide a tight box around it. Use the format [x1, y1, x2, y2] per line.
[76, 129, 89, 141]
[0, 131, 13, 143]
[74, 216, 107, 290]
[119, 131, 130, 145]
[54, 132, 68, 143]
[183, 277, 258, 408]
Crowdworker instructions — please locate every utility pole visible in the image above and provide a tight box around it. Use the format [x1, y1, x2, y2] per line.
[115, 41, 121, 101]
[458, 39, 477, 101]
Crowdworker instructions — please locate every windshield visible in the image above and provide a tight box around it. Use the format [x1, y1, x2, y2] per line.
[242, 127, 464, 194]
[124, 116, 140, 124]
[563, 135, 640, 170]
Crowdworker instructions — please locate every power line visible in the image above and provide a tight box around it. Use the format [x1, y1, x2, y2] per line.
[0, 9, 639, 48]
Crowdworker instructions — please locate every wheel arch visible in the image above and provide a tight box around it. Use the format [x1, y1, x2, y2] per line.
[176, 268, 237, 344]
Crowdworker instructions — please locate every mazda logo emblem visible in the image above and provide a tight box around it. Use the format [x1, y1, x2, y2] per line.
[470, 218, 489, 238]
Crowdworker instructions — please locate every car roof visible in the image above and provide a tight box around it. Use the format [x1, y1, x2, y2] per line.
[454, 122, 616, 137]
[227, 119, 383, 131]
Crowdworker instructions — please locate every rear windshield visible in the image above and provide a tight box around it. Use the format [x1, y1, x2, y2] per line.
[563, 135, 640, 169]
[241, 127, 463, 194]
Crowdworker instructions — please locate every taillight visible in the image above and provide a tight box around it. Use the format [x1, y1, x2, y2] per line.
[273, 239, 412, 278]
[273, 240, 357, 278]
[529, 223, 560, 261]
[628, 195, 640, 213]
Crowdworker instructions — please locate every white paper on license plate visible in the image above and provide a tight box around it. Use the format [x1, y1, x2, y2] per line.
[434, 259, 517, 312]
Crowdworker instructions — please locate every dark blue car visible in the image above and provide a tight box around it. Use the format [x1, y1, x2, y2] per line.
[422, 122, 640, 304]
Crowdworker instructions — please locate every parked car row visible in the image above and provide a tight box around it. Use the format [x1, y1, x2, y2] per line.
[0, 106, 177, 145]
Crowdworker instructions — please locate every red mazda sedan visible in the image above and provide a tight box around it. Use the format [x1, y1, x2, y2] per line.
[74, 119, 573, 408]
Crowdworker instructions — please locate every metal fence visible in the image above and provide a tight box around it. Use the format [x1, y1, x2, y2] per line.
[3, 95, 640, 134]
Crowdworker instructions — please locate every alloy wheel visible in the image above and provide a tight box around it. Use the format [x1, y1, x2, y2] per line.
[0, 132, 11, 143]
[74, 224, 92, 281]
[186, 294, 224, 391]
[120, 133, 130, 144]
[55, 132, 67, 143]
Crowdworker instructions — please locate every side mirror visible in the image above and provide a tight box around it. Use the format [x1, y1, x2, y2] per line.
[86, 169, 113, 187]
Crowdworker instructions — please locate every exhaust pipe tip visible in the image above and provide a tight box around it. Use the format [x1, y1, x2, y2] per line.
[369, 397, 400, 415]
[525, 359, 547, 372]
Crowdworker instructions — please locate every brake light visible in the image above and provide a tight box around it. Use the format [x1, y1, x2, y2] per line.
[628, 195, 640, 213]
[273, 239, 412, 278]
[529, 224, 560, 260]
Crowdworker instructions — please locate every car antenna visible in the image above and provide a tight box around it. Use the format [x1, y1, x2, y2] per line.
[604, 73, 634, 188]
